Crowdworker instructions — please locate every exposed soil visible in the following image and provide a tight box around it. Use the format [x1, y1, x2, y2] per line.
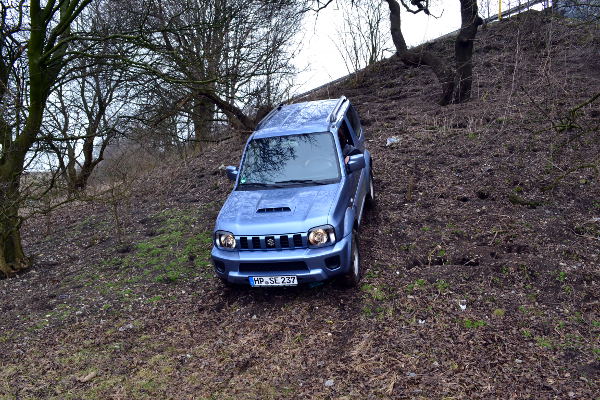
[1, 11, 599, 399]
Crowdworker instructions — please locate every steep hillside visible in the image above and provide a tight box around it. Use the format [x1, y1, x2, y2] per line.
[1, 11, 599, 399]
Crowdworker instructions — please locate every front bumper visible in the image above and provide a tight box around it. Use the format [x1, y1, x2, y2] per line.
[211, 234, 352, 285]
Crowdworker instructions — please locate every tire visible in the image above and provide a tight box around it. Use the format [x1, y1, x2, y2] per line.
[365, 171, 375, 209]
[341, 229, 361, 288]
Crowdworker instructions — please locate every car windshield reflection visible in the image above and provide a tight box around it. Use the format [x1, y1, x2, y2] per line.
[237, 132, 340, 190]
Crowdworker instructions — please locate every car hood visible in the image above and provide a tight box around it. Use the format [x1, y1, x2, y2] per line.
[216, 183, 341, 235]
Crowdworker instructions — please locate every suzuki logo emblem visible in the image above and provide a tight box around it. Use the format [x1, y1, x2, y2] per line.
[266, 238, 275, 248]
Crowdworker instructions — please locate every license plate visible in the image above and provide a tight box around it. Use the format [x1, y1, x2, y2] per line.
[249, 276, 297, 287]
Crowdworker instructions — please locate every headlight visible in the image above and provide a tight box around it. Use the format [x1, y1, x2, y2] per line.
[308, 225, 336, 248]
[215, 230, 236, 250]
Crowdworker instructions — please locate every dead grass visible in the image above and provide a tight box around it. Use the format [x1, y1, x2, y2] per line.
[0, 10, 599, 400]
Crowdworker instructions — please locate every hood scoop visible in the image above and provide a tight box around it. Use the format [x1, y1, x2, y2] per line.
[256, 207, 291, 213]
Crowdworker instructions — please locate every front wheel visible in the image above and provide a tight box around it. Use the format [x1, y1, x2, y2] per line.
[341, 229, 361, 288]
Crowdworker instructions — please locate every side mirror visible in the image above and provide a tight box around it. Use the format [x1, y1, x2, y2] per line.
[346, 153, 365, 173]
[226, 166, 238, 182]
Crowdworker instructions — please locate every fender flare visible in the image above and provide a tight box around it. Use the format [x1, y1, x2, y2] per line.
[343, 206, 357, 238]
[364, 149, 372, 174]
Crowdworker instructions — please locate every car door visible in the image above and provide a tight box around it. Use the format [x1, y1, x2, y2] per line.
[338, 118, 360, 207]
[344, 108, 368, 219]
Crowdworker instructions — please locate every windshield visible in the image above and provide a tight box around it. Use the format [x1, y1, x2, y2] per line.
[237, 132, 340, 189]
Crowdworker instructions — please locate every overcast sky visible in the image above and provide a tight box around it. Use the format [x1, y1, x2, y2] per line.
[293, 0, 547, 95]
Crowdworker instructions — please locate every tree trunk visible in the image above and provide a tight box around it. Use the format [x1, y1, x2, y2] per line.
[0, 0, 91, 278]
[191, 95, 215, 149]
[384, 0, 454, 105]
[384, 0, 482, 105]
[71, 133, 104, 192]
[201, 91, 256, 132]
[452, 0, 483, 103]
[0, 98, 44, 277]
[0, 173, 29, 278]
[71, 164, 94, 192]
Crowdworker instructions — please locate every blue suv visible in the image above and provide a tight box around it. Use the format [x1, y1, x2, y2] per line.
[211, 96, 374, 287]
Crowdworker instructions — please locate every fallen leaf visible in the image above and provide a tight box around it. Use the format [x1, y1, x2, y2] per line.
[78, 371, 97, 383]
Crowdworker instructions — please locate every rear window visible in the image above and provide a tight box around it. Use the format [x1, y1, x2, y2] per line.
[347, 105, 362, 137]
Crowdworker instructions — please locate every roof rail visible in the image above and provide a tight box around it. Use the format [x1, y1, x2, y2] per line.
[256, 102, 286, 130]
[328, 96, 347, 123]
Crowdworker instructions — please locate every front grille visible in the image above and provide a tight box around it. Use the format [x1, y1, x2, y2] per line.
[236, 233, 307, 250]
[280, 235, 289, 248]
[293, 234, 303, 247]
[239, 261, 308, 272]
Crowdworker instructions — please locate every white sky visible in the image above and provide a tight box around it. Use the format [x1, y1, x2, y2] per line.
[293, 0, 548, 95]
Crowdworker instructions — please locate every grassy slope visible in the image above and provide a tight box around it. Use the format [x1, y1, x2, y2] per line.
[1, 11, 599, 399]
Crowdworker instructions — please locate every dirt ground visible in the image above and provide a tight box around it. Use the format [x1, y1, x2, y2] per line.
[1, 11, 599, 400]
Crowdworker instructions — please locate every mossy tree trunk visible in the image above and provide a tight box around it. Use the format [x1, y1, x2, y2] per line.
[0, 167, 28, 277]
[0, 0, 91, 278]
[0, 106, 43, 276]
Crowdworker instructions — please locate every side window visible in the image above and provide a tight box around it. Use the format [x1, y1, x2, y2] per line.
[338, 120, 354, 146]
[347, 105, 362, 138]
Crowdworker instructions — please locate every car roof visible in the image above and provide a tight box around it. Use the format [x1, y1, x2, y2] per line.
[253, 99, 342, 139]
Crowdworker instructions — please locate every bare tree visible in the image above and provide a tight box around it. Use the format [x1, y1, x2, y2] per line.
[111, 0, 302, 146]
[334, 0, 391, 74]
[44, 61, 136, 193]
[383, 0, 483, 105]
[42, 0, 146, 193]
[311, 0, 482, 104]
[0, 0, 92, 278]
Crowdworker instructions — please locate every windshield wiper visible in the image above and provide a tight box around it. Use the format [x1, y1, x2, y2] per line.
[238, 182, 283, 188]
[275, 179, 332, 185]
